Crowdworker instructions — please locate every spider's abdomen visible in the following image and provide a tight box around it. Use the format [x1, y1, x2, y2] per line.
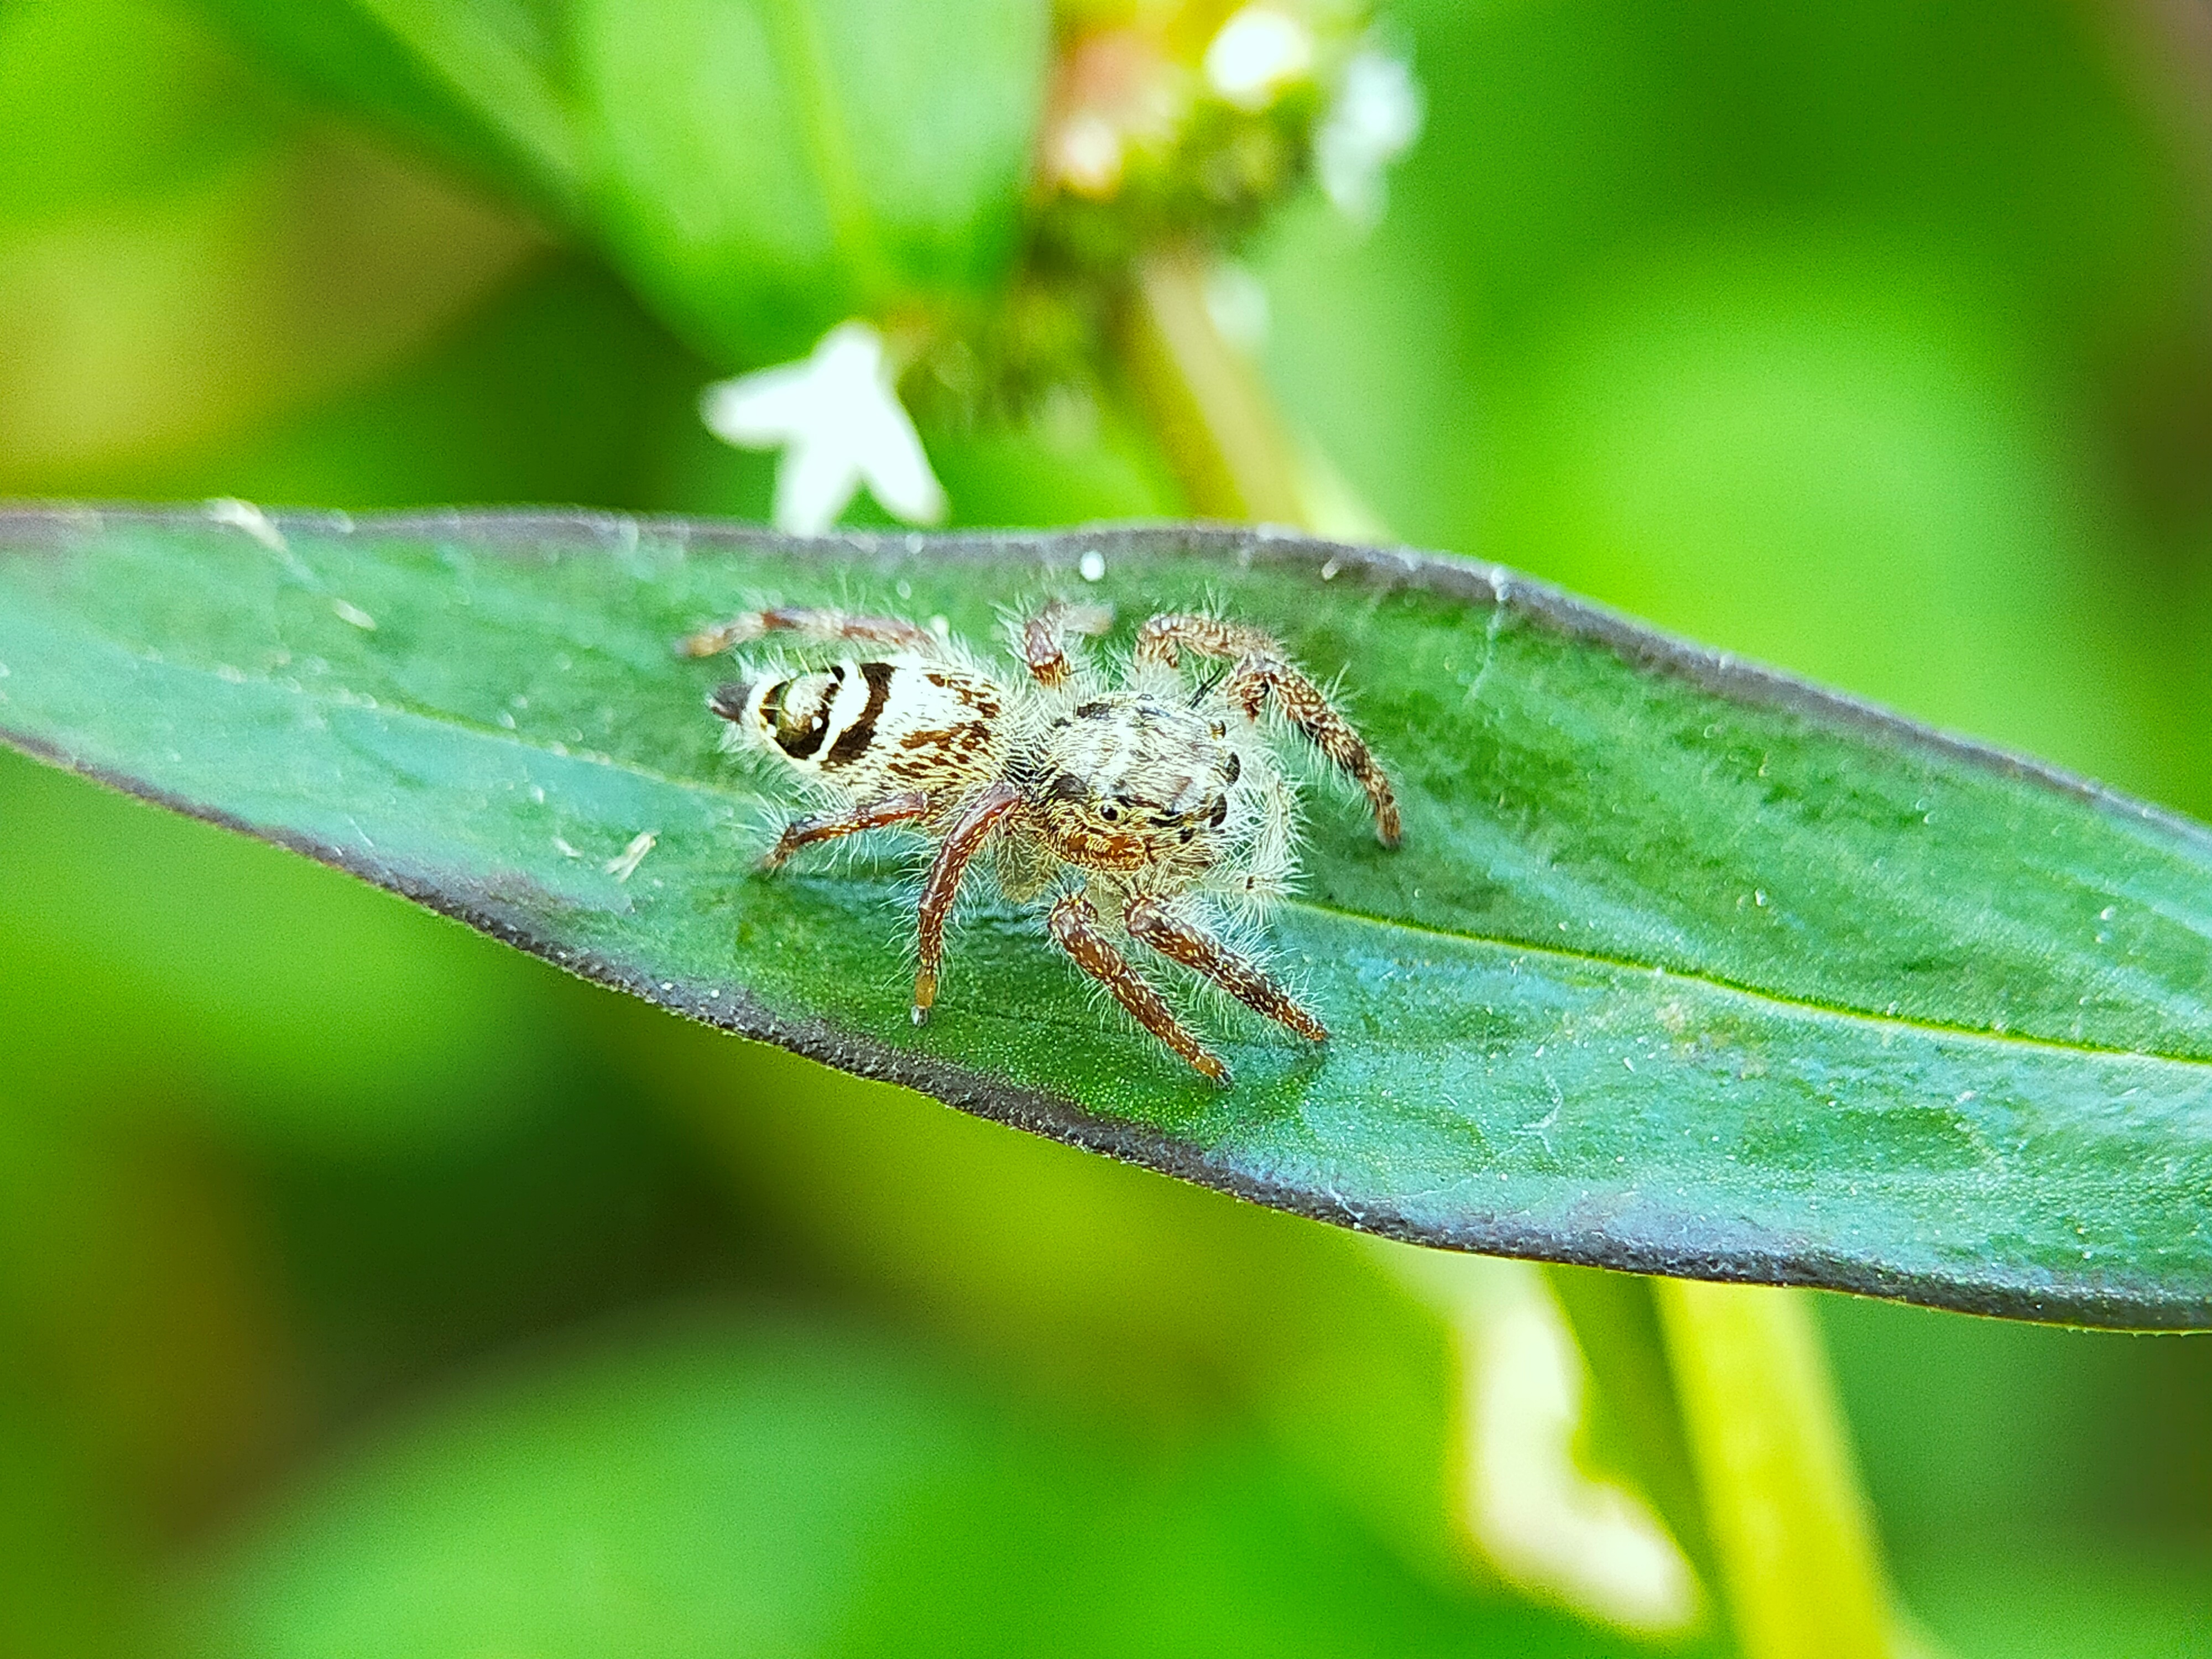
[713, 653, 1007, 799]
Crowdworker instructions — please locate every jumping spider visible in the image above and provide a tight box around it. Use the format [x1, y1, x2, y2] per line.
[677, 599, 1401, 1085]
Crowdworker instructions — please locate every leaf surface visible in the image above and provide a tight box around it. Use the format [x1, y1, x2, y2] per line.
[2, 507, 2208, 1327]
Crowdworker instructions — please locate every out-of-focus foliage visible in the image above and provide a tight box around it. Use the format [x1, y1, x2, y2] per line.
[182, 1316, 1655, 1659]
[1, 1, 2209, 1657]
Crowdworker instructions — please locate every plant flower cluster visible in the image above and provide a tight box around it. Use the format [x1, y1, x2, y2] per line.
[702, 2, 1422, 533]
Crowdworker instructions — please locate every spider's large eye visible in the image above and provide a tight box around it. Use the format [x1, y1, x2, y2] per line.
[1098, 802, 1120, 822]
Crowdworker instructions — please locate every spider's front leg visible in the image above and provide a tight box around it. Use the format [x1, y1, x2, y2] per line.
[910, 781, 1024, 1025]
[1015, 599, 1114, 687]
[1048, 893, 1231, 1085]
[1134, 612, 1401, 847]
[677, 604, 938, 659]
[1125, 895, 1327, 1042]
[759, 791, 931, 870]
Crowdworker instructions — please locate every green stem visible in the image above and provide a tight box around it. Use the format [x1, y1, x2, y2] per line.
[1657, 1281, 1895, 1659]
[1118, 246, 1312, 526]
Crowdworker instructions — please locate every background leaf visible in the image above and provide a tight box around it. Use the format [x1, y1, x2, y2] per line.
[574, 0, 1051, 363]
[189, 0, 585, 213]
[3, 507, 2208, 1329]
[191, 0, 1053, 367]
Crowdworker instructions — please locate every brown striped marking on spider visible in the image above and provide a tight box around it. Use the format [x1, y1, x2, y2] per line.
[677, 601, 1400, 1086]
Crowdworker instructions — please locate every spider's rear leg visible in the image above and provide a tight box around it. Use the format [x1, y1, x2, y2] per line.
[759, 790, 930, 870]
[1049, 893, 1231, 1085]
[1134, 612, 1401, 848]
[678, 604, 937, 659]
[1016, 599, 1114, 687]
[1125, 895, 1326, 1043]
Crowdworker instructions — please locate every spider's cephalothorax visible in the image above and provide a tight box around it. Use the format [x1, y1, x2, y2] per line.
[678, 601, 1401, 1084]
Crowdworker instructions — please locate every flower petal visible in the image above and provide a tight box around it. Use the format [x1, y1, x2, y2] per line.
[698, 320, 947, 533]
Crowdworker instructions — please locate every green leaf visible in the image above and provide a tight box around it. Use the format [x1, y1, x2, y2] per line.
[190, 0, 586, 213]
[196, 0, 1053, 366]
[570, 0, 1051, 364]
[2, 508, 2208, 1328]
[180, 1314, 1646, 1657]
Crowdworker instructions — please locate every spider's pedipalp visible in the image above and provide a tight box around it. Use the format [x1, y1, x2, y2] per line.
[1134, 611, 1400, 847]
[1048, 892, 1230, 1084]
[1015, 598, 1114, 687]
[1125, 894, 1326, 1042]
[679, 604, 938, 659]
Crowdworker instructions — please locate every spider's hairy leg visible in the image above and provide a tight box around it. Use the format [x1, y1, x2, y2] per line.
[1135, 612, 1401, 848]
[1048, 893, 1231, 1086]
[1132, 611, 1280, 670]
[1016, 599, 1114, 687]
[1230, 657, 1402, 846]
[759, 790, 931, 870]
[677, 605, 938, 658]
[911, 781, 1024, 1025]
[1125, 895, 1326, 1042]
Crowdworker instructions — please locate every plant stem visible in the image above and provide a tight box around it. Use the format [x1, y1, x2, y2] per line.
[1657, 1281, 1895, 1659]
[1119, 246, 1312, 525]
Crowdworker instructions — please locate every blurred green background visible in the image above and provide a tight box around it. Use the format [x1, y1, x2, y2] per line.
[2, 0, 2209, 1653]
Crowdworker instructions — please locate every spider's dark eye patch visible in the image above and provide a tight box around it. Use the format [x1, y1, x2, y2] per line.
[1221, 752, 1241, 784]
[1208, 797, 1228, 827]
[766, 679, 833, 759]
[1048, 773, 1088, 802]
[1074, 701, 1111, 719]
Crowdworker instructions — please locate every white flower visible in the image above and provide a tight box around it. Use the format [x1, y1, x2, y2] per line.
[1204, 6, 1314, 111]
[700, 321, 947, 535]
[1315, 47, 1424, 229]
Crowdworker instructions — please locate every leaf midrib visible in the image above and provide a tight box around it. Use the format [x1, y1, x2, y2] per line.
[20, 634, 2209, 1077]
